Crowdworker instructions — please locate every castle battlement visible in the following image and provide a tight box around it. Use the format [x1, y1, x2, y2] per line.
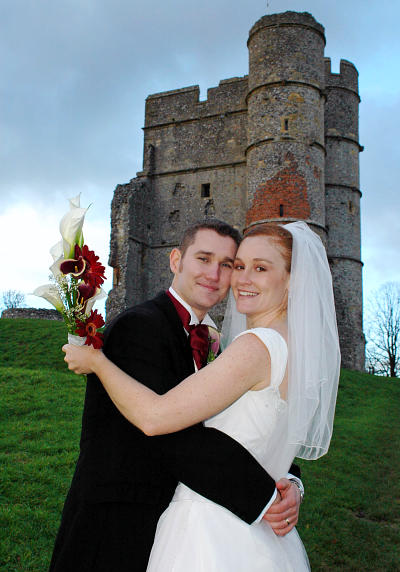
[145, 77, 248, 128]
[324, 58, 359, 94]
[248, 11, 325, 43]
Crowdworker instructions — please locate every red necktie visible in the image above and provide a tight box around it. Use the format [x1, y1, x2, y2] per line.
[167, 291, 209, 369]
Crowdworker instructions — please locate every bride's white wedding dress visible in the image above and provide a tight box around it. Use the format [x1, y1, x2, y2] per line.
[146, 328, 310, 571]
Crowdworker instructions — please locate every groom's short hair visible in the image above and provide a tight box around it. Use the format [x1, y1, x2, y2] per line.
[179, 219, 242, 257]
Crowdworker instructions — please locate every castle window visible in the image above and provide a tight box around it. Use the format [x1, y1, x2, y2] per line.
[279, 204, 284, 216]
[280, 117, 290, 133]
[201, 183, 211, 198]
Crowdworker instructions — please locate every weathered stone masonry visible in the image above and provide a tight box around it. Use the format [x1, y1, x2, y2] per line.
[107, 11, 365, 370]
[1, 308, 62, 320]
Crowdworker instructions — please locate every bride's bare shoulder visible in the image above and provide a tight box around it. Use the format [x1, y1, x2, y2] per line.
[221, 330, 272, 363]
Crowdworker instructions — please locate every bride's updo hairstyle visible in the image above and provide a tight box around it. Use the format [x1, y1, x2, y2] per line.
[243, 224, 293, 273]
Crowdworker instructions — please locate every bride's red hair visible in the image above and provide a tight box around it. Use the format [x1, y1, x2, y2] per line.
[243, 224, 293, 273]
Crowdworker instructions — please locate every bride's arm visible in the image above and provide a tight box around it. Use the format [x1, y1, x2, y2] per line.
[63, 333, 270, 435]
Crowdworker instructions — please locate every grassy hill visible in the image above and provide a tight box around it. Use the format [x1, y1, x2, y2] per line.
[0, 318, 69, 371]
[0, 318, 399, 571]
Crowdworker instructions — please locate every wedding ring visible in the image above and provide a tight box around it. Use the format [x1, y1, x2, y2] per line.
[285, 518, 290, 526]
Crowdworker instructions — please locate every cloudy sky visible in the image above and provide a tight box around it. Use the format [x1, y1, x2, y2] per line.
[1, 0, 399, 318]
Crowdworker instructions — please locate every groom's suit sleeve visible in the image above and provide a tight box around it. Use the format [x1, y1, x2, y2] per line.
[103, 300, 298, 525]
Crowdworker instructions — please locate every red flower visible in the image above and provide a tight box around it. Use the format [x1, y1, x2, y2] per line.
[77, 283, 96, 304]
[60, 254, 86, 277]
[60, 244, 106, 288]
[78, 245, 106, 288]
[75, 309, 105, 349]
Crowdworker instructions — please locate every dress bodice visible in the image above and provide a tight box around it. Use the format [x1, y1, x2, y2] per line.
[173, 328, 289, 503]
[205, 328, 288, 471]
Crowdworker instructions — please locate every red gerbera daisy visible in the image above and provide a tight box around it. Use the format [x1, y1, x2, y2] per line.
[75, 309, 105, 349]
[77, 244, 106, 288]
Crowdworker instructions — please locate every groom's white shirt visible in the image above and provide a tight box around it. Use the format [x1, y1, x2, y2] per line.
[169, 287, 217, 329]
[168, 287, 304, 522]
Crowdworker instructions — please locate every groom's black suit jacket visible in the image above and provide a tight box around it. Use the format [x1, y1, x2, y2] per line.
[49, 292, 300, 571]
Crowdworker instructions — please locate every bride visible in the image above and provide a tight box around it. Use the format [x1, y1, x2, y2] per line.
[63, 221, 340, 571]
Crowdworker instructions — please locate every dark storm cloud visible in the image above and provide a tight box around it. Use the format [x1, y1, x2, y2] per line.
[0, 0, 260, 205]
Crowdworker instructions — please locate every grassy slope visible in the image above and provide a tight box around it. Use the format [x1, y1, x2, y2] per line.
[0, 318, 68, 371]
[0, 319, 399, 571]
[0, 320, 84, 571]
[297, 370, 400, 570]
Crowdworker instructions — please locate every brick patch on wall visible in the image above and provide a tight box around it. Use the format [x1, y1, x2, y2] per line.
[246, 153, 311, 225]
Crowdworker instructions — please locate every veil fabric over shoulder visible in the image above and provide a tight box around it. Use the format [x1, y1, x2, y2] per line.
[285, 221, 340, 460]
[221, 221, 340, 469]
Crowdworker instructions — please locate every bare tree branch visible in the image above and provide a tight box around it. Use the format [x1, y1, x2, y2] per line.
[366, 282, 400, 377]
[2, 290, 26, 310]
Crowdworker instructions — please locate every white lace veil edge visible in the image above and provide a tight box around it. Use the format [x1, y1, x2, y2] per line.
[220, 221, 340, 468]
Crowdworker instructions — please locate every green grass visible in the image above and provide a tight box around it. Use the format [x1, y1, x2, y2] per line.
[296, 370, 400, 570]
[0, 320, 85, 572]
[0, 319, 68, 371]
[1, 318, 399, 571]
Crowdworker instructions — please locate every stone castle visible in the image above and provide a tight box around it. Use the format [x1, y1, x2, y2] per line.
[106, 11, 365, 370]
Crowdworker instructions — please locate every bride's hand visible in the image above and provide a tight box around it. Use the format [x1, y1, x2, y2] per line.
[62, 343, 102, 375]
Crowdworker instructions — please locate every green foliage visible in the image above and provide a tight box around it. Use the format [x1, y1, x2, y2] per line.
[0, 320, 399, 570]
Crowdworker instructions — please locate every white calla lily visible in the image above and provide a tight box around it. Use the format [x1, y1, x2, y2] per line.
[49, 256, 64, 279]
[69, 194, 81, 208]
[50, 241, 64, 262]
[33, 284, 64, 313]
[59, 194, 89, 259]
[85, 287, 107, 316]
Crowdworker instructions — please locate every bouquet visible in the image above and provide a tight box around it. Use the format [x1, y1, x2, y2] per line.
[34, 195, 107, 348]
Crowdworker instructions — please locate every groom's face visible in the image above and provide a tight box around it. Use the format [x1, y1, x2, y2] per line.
[170, 229, 237, 320]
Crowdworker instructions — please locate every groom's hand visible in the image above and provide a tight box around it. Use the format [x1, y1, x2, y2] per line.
[262, 478, 301, 536]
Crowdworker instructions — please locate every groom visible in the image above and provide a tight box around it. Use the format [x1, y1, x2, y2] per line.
[50, 219, 302, 572]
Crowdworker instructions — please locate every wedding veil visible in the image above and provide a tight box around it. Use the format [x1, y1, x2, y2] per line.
[221, 221, 340, 466]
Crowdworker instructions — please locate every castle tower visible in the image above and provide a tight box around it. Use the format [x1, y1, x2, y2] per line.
[246, 12, 326, 236]
[324, 59, 365, 369]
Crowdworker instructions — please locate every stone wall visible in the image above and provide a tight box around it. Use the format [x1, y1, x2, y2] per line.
[1, 308, 62, 320]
